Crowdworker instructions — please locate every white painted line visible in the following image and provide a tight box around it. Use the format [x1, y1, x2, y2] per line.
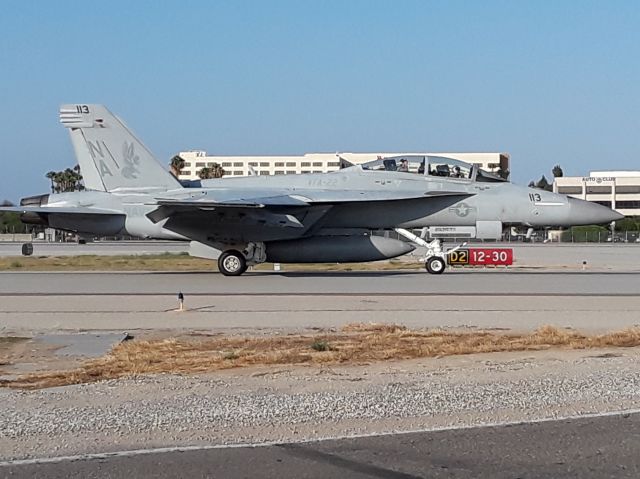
[1, 407, 639, 467]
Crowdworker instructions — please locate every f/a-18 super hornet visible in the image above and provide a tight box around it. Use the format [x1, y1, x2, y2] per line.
[2, 104, 623, 275]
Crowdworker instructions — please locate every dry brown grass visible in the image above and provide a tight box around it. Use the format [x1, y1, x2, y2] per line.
[3, 324, 640, 390]
[0, 254, 417, 272]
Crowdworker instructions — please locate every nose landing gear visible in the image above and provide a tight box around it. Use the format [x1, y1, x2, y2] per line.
[425, 256, 446, 274]
[394, 228, 466, 275]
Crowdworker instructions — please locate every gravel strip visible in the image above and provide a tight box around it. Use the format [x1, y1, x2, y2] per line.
[1, 350, 639, 461]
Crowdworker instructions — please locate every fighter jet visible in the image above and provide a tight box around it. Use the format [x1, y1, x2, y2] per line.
[2, 104, 623, 276]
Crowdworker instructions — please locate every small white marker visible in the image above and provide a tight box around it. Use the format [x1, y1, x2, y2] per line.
[178, 292, 185, 311]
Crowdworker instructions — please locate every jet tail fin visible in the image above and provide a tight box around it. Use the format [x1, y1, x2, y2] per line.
[59, 104, 182, 192]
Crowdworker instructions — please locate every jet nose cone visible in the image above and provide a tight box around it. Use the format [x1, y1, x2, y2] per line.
[568, 198, 624, 225]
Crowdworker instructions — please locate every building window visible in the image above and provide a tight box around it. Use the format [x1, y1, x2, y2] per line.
[301, 170, 311, 174]
[616, 186, 640, 194]
[286, 162, 296, 167]
[248, 162, 258, 166]
[233, 162, 243, 167]
[274, 171, 284, 175]
[233, 171, 243, 176]
[181, 171, 191, 176]
[260, 162, 269, 167]
[616, 200, 640, 209]
[558, 186, 583, 194]
[183, 162, 191, 167]
[196, 162, 205, 167]
[593, 201, 612, 208]
[301, 162, 311, 167]
[327, 162, 340, 167]
[222, 162, 232, 167]
[312, 162, 323, 167]
[586, 186, 612, 194]
[259, 171, 269, 175]
[275, 162, 285, 167]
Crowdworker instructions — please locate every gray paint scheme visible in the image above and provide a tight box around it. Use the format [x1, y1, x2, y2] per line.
[2, 104, 623, 271]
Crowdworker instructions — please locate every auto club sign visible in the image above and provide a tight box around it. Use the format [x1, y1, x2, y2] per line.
[581, 177, 615, 183]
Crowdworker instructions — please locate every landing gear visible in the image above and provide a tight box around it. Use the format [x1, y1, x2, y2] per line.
[394, 228, 467, 275]
[425, 256, 445, 274]
[218, 250, 247, 276]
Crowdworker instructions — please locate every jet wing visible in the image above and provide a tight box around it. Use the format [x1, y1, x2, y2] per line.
[153, 189, 472, 208]
[146, 190, 476, 247]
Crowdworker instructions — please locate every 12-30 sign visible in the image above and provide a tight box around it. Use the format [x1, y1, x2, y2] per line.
[448, 248, 513, 266]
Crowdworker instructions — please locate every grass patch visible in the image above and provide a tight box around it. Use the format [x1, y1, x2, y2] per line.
[311, 340, 333, 352]
[0, 254, 418, 272]
[0, 254, 214, 272]
[2, 324, 640, 390]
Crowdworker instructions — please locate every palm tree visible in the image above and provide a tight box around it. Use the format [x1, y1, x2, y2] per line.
[46, 171, 56, 193]
[198, 167, 212, 179]
[46, 165, 84, 193]
[170, 155, 186, 177]
[198, 163, 225, 179]
[210, 162, 225, 178]
[552, 165, 564, 178]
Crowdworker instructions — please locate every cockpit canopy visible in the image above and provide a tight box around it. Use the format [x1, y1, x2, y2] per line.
[358, 155, 506, 183]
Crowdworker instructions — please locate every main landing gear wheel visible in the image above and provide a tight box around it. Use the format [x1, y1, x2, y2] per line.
[218, 250, 247, 276]
[425, 256, 446, 274]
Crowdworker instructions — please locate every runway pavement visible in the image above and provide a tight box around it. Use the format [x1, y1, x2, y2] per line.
[2, 270, 640, 295]
[1, 271, 638, 334]
[2, 412, 638, 478]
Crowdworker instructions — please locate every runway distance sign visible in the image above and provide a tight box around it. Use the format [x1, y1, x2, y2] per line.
[447, 248, 513, 266]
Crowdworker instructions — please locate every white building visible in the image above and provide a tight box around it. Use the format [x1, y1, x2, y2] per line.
[554, 171, 640, 216]
[175, 151, 510, 180]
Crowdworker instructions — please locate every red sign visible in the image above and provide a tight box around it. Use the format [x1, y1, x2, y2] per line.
[447, 248, 513, 266]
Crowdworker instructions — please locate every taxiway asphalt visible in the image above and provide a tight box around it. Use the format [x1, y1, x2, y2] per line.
[2, 412, 638, 478]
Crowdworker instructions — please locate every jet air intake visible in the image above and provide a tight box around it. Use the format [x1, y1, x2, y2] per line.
[265, 236, 415, 263]
[19, 194, 50, 226]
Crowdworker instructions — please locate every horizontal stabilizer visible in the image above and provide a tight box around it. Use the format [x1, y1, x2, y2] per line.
[0, 206, 123, 216]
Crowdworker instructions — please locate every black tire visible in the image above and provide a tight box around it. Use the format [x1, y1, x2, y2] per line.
[21, 243, 33, 256]
[218, 250, 247, 276]
[425, 256, 446, 274]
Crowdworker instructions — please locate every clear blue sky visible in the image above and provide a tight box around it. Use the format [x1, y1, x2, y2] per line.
[1, 0, 639, 201]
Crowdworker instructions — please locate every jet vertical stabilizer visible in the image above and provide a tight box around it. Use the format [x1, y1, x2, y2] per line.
[59, 104, 181, 192]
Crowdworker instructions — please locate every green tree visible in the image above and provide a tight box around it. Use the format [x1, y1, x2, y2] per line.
[534, 175, 553, 191]
[0, 200, 28, 233]
[614, 216, 640, 232]
[170, 155, 186, 177]
[552, 165, 564, 178]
